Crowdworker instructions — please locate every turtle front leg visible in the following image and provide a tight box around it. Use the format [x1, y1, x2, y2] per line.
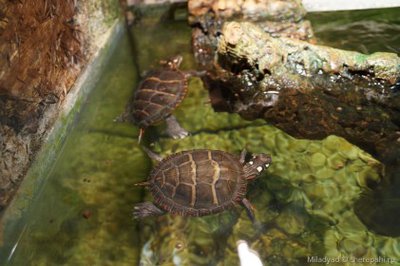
[142, 146, 163, 162]
[133, 202, 165, 219]
[239, 149, 247, 164]
[184, 70, 207, 78]
[242, 198, 256, 223]
[165, 115, 189, 139]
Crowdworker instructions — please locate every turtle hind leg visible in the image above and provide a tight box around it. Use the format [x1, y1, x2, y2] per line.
[239, 149, 247, 164]
[133, 202, 165, 219]
[165, 115, 189, 139]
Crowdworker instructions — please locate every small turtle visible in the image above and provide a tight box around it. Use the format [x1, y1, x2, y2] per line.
[133, 148, 272, 221]
[117, 55, 202, 142]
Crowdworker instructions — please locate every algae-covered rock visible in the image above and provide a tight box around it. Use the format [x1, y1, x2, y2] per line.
[189, 0, 314, 69]
[139, 213, 238, 265]
[219, 22, 400, 84]
[151, 127, 387, 265]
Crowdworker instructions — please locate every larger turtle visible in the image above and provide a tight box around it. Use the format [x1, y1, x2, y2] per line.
[133, 148, 272, 221]
[117, 55, 201, 142]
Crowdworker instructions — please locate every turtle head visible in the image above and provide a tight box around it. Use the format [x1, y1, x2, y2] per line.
[161, 55, 183, 70]
[243, 153, 272, 180]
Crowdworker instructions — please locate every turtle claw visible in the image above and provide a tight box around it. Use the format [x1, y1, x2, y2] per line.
[133, 202, 164, 219]
[142, 146, 163, 162]
[165, 115, 189, 140]
[172, 129, 189, 139]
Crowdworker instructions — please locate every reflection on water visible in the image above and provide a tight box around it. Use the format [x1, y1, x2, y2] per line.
[1, 5, 400, 266]
[309, 8, 400, 54]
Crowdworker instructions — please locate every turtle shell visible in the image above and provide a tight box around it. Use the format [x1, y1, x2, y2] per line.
[132, 69, 188, 127]
[149, 150, 247, 216]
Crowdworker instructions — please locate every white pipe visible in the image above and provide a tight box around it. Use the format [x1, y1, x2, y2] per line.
[302, 0, 400, 12]
[131, 0, 400, 12]
[237, 240, 263, 266]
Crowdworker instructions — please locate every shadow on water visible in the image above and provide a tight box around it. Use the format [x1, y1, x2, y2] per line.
[354, 165, 400, 237]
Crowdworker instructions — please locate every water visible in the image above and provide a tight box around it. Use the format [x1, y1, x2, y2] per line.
[1, 6, 400, 266]
[309, 8, 400, 54]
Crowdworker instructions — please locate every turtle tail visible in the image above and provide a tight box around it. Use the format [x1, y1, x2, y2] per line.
[138, 128, 145, 143]
[113, 112, 130, 123]
[134, 181, 151, 187]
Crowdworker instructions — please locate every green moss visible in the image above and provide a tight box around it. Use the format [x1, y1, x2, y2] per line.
[100, 0, 121, 25]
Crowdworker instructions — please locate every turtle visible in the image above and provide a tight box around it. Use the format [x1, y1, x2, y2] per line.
[116, 55, 203, 142]
[133, 147, 272, 221]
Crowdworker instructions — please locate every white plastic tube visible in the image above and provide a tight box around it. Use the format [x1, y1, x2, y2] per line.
[237, 240, 263, 266]
[302, 0, 400, 12]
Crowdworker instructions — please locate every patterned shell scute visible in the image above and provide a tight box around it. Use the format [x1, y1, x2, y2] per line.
[133, 69, 187, 127]
[149, 150, 247, 216]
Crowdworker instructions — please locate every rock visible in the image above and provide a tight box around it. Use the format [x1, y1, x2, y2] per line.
[189, 0, 314, 68]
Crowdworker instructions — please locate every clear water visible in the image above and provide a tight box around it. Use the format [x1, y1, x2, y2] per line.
[309, 8, 400, 54]
[1, 6, 400, 266]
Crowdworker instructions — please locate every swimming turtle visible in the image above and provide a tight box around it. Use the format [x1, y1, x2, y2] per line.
[117, 55, 202, 142]
[133, 148, 272, 221]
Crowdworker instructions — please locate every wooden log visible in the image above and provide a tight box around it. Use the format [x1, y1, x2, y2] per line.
[205, 21, 400, 167]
